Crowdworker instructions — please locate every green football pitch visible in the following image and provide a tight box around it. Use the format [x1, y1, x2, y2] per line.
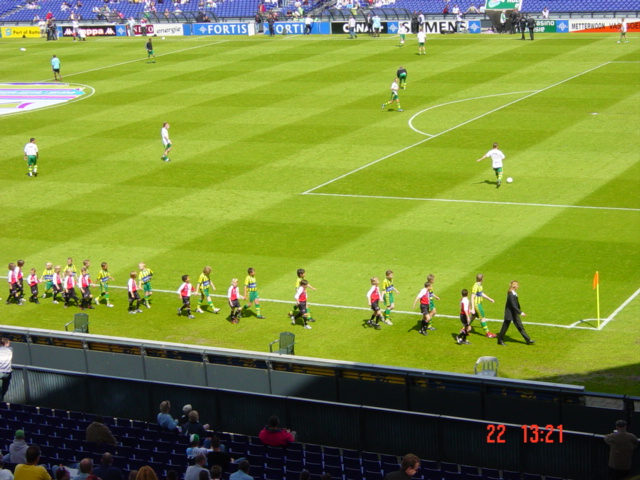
[1, 32, 638, 396]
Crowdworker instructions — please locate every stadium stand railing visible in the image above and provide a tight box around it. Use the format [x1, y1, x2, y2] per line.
[1, 326, 639, 477]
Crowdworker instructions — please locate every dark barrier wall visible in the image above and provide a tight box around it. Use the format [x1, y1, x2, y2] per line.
[7, 365, 633, 479]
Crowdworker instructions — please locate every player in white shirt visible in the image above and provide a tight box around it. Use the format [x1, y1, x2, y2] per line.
[398, 22, 408, 46]
[381, 78, 403, 112]
[618, 18, 628, 43]
[161, 122, 171, 162]
[417, 29, 427, 55]
[477, 142, 506, 188]
[24, 138, 39, 177]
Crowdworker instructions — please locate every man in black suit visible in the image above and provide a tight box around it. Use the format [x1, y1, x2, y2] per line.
[519, 13, 527, 40]
[497, 281, 535, 346]
[527, 15, 537, 40]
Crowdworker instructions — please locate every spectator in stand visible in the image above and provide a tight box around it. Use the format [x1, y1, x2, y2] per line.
[157, 400, 180, 432]
[56, 467, 71, 480]
[178, 404, 192, 427]
[207, 436, 239, 472]
[0, 460, 13, 480]
[229, 461, 252, 480]
[451, 4, 459, 15]
[465, 4, 478, 13]
[478, 4, 485, 13]
[93, 453, 124, 480]
[165, 472, 178, 480]
[383, 454, 421, 480]
[541, 6, 549, 18]
[186, 435, 209, 463]
[135, 467, 158, 480]
[86, 415, 117, 446]
[0, 338, 13, 403]
[209, 467, 221, 480]
[185, 455, 210, 480]
[74, 458, 94, 480]
[128, 472, 138, 480]
[604, 420, 638, 480]
[183, 410, 210, 438]
[258, 415, 296, 447]
[3, 430, 28, 464]
[14, 446, 51, 480]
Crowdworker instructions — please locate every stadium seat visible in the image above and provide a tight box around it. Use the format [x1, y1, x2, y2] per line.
[474, 356, 499, 377]
[324, 446, 341, 457]
[441, 462, 458, 472]
[65, 312, 89, 333]
[501, 471, 520, 480]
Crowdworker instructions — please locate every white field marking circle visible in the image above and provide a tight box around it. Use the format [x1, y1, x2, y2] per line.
[408, 90, 537, 136]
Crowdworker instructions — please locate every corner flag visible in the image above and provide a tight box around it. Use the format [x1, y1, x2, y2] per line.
[593, 271, 600, 328]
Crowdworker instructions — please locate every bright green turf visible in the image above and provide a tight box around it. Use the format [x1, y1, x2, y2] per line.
[0, 32, 638, 395]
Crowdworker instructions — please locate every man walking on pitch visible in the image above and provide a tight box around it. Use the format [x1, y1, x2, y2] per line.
[161, 122, 172, 162]
[417, 28, 426, 55]
[146, 38, 156, 63]
[397, 66, 407, 90]
[381, 78, 403, 112]
[618, 18, 628, 43]
[51, 55, 62, 81]
[24, 138, 39, 177]
[477, 142, 505, 187]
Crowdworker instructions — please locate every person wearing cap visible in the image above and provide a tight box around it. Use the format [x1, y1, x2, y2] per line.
[14, 445, 51, 480]
[4, 430, 28, 464]
[185, 454, 210, 480]
[186, 435, 210, 463]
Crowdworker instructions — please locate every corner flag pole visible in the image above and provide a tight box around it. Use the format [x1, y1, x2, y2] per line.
[593, 271, 600, 329]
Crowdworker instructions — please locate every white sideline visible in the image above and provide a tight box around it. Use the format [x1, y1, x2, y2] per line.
[1, 279, 630, 331]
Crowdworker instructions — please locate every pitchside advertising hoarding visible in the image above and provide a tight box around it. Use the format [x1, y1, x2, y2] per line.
[61, 25, 117, 37]
[114, 24, 185, 36]
[569, 18, 640, 32]
[1, 26, 41, 38]
[263, 22, 331, 35]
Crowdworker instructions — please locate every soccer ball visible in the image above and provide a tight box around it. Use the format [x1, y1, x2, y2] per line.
[20, 48, 26, 52]
[506, 177, 513, 183]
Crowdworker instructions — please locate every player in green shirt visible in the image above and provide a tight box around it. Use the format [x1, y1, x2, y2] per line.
[381, 269, 399, 325]
[470, 273, 497, 338]
[41, 262, 54, 299]
[138, 262, 154, 308]
[96, 262, 114, 307]
[196, 266, 221, 314]
[288, 269, 317, 322]
[243, 267, 265, 319]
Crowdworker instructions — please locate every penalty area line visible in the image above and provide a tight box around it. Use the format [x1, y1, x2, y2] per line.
[302, 62, 610, 195]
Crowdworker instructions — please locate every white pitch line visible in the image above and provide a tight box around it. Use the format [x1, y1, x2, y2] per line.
[0, 280, 615, 331]
[595, 286, 640, 330]
[40, 39, 229, 81]
[408, 90, 538, 136]
[303, 192, 640, 212]
[303, 63, 610, 195]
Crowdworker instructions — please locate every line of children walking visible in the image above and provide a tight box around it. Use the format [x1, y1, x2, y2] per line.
[6, 259, 501, 341]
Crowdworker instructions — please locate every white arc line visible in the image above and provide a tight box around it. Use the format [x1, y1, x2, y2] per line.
[302, 63, 610, 195]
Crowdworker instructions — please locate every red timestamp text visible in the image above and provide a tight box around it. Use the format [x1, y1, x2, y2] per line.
[486, 424, 564, 444]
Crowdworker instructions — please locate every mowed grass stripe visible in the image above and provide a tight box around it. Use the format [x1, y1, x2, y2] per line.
[0, 34, 637, 395]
